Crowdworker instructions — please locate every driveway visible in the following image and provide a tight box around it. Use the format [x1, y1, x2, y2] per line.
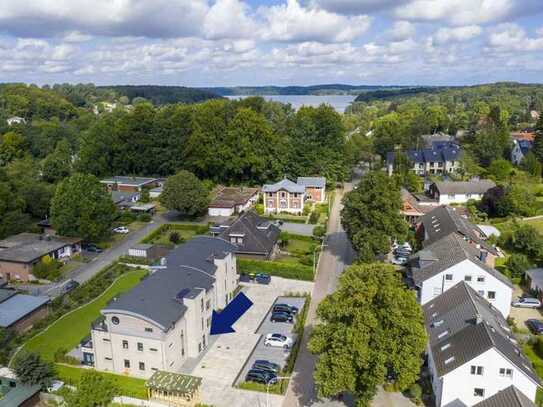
[183, 277, 314, 407]
[510, 286, 543, 332]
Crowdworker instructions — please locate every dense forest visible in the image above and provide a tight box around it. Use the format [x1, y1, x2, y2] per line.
[98, 85, 222, 105]
[205, 84, 415, 96]
[0, 83, 351, 239]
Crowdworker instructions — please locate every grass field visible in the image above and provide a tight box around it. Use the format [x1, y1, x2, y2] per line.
[493, 217, 543, 235]
[141, 223, 209, 246]
[21, 269, 147, 362]
[56, 364, 148, 400]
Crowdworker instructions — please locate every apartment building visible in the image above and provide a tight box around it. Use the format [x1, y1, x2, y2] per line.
[90, 236, 238, 379]
[386, 142, 462, 176]
[424, 282, 540, 407]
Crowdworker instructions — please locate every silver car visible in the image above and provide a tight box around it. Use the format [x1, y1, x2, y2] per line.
[512, 297, 542, 308]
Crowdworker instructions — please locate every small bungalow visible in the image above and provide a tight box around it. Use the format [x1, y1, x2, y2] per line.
[0, 289, 50, 333]
[0, 233, 82, 282]
[208, 186, 259, 217]
[146, 371, 202, 407]
[428, 179, 496, 205]
[218, 211, 280, 259]
[101, 176, 159, 192]
[110, 190, 140, 209]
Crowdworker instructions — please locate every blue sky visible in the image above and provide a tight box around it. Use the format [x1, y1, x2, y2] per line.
[1, 0, 543, 86]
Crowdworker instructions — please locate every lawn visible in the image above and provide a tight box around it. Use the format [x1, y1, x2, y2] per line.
[56, 364, 148, 400]
[238, 258, 314, 281]
[21, 269, 147, 362]
[493, 217, 543, 235]
[285, 238, 316, 257]
[141, 223, 209, 246]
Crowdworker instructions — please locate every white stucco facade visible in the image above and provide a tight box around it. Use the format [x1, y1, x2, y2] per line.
[418, 259, 512, 317]
[436, 192, 485, 205]
[430, 347, 538, 407]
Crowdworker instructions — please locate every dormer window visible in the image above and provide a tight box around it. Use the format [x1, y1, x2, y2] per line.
[438, 330, 449, 339]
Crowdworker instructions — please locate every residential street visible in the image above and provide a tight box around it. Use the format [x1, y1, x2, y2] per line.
[282, 184, 357, 407]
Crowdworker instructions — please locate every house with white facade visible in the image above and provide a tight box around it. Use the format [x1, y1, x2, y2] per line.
[473, 385, 537, 407]
[429, 180, 496, 205]
[208, 186, 259, 217]
[89, 236, 238, 379]
[386, 142, 462, 176]
[423, 282, 540, 407]
[511, 139, 534, 166]
[409, 232, 513, 317]
[6, 116, 26, 126]
[262, 178, 306, 215]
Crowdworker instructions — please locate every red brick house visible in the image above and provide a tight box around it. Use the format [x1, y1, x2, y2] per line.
[297, 177, 326, 202]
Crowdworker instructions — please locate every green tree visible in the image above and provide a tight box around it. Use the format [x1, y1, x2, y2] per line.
[534, 116, 543, 162]
[506, 253, 532, 280]
[341, 172, 408, 262]
[160, 170, 210, 216]
[41, 139, 72, 183]
[308, 263, 427, 406]
[499, 223, 543, 261]
[50, 173, 115, 241]
[64, 370, 117, 407]
[0, 132, 26, 165]
[521, 151, 542, 177]
[487, 159, 514, 181]
[12, 352, 56, 389]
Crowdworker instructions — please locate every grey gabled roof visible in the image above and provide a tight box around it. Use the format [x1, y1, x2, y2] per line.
[219, 211, 280, 256]
[420, 205, 498, 255]
[0, 233, 81, 264]
[101, 176, 157, 186]
[262, 178, 305, 194]
[433, 180, 496, 195]
[0, 293, 50, 328]
[473, 386, 536, 407]
[411, 233, 512, 288]
[297, 177, 326, 188]
[102, 236, 236, 331]
[424, 282, 540, 385]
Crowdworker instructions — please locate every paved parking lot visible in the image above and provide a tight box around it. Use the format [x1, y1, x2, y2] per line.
[236, 296, 307, 385]
[510, 286, 543, 332]
[185, 276, 314, 407]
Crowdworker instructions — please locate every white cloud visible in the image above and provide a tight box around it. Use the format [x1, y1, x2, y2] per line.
[62, 31, 93, 43]
[487, 23, 543, 52]
[203, 0, 256, 40]
[433, 25, 482, 45]
[260, 0, 371, 43]
[394, 0, 543, 26]
[312, 0, 411, 15]
[387, 21, 415, 41]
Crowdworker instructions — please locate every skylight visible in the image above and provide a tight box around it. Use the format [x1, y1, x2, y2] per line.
[441, 343, 451, 351]
[438, 330, 449, 339]
[444, 357, 455, 365]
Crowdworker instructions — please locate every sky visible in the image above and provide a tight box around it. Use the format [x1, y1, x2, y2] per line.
[1, 0, 543, 87]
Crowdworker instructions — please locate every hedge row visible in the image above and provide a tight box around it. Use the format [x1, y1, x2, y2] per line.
[238, 259, 314, 281]
[141, 223, 209, 244]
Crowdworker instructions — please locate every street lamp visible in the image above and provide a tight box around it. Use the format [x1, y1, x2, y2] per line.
[267, 376, 290, 407]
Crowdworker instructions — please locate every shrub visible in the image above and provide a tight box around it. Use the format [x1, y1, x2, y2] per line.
[308, 211, 319, 224]
[299, 254, 313, 266]
[535, 337, 543, 359]
[138, 213, 152, 222]
[116, 211, 136, 224]
[313, 225, 326, 238]
[284, 295, 310, 373]
[407, 383, 422, 405]
[54, 348, 80, 365]
[255, 203, 264, 215]
[169, 231, 181, 245]
[32, 256, 62, 280]
[303, 203, 312, 216]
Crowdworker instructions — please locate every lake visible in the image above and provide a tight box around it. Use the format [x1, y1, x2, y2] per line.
[225, 94, 356, 113]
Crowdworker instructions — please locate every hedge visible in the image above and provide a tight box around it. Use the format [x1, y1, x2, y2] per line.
[238, 259, 314, 281]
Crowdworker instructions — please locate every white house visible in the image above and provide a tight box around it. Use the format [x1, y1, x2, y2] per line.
[90, 237, 238, 378]
[511, 139, 534, 166]
[410, 233, 513, 317]
[6, 116, 26, 126]
[208, 186, 259, 217]
[429, 180, 496, 205]
[262, 178, 306, 215]
[424, 282, 540, 407]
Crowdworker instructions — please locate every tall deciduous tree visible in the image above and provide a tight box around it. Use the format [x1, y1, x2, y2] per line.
[160, 170, 210, 217]
[42, 139, 72, 183]
[308, 263, 427, 406]
[51, 173, 115, 241]
[341, 171, 408, 262]
[64, 370, 117, 407]
[534, 115, 543, 163]
[12, 352, 56, 389]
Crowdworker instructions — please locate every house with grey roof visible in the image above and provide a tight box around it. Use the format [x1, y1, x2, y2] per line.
[429, 179, 496, 205]
[0, 288, 50, 333]
[409, 232, 513, 317]
[0, 233, 82, 282]
[208, 186, 259, 217]
[423, 282, 540, 407]
[297, 177, 326, 202]
[262, 178, 306, 215]
[473, 385, 536, 407]
[101, 176, 159, 193]
[90, 236, 238, 379]
[217, 211, 280, 259]
[386, 142, 462, 176]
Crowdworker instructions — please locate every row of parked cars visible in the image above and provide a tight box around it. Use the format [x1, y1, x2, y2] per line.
[390, 241, 412, 266]
[270, 302, 299, 323]
[245, 359, 282, 385]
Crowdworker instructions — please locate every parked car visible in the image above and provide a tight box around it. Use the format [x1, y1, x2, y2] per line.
[391, 256, 408, 265]
[527, 319, 543, 335]
[83, 244, 103, 253]
[245, 369, 277, 384]
[512, 297, 541, 308]
[394, 248, 411, 256]
[113, 226, 130, 234]
[273, 303, 299, 315]
[252, 360, 281, 374]
[264, 333, 293, 349]
[270, 311, 293, 323]
[255, 273, 271, 284]
[63, 279, 79, 293]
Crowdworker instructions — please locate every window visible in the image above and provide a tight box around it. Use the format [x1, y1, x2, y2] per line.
[150, 348, 158, 352]
[470, 366, 484, 375]
[137, 342, 143, 352]
[201, 298, 204, 311]
[281, 192, 286, 198]
[105, 357, 112, 361]
[124, 359, 130, 368]
[488, 291, 496, 300]
[111, 316, 120, 325]
[122, 340, 128, 349]
[466, 193, 472, 199]
[206, 300, 211, 310]
[499, 368, 513, 378]
[102, 338, 110, 342]
[474, 388, 485, 397]
[445, 274, 453, 281]
[267, 192, 272, 197]
[464, 275, 472, 282]
[145, 327, 153, 332]
[448, 194, 455, 199]
[477, 276, 485, 282]
[139, 362, 145, 371]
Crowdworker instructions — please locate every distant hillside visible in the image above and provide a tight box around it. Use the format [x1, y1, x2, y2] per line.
[204, 84, 415, 96]
[354, 87, 443, 102]
[98, 85, 222, 105]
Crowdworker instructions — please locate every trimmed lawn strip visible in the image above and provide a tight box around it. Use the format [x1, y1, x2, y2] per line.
[56, 364, 148, 400]
[22, 269, 147, 362]
[238, 259, 313, 281]
[141, 223, 209, 246]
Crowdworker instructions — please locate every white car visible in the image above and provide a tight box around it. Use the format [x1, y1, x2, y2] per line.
[264, 333, 293, 349]
[113, 226, 129, 234]
[512, 297, 542, 308]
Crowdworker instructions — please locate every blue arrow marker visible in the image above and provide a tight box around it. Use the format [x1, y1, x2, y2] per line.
[210, 292, 253, 335]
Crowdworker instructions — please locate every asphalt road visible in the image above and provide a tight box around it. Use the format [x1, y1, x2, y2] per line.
[282, 183, 357, 407]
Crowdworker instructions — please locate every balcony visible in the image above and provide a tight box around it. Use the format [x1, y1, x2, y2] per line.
[91, 315, 108, 332]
